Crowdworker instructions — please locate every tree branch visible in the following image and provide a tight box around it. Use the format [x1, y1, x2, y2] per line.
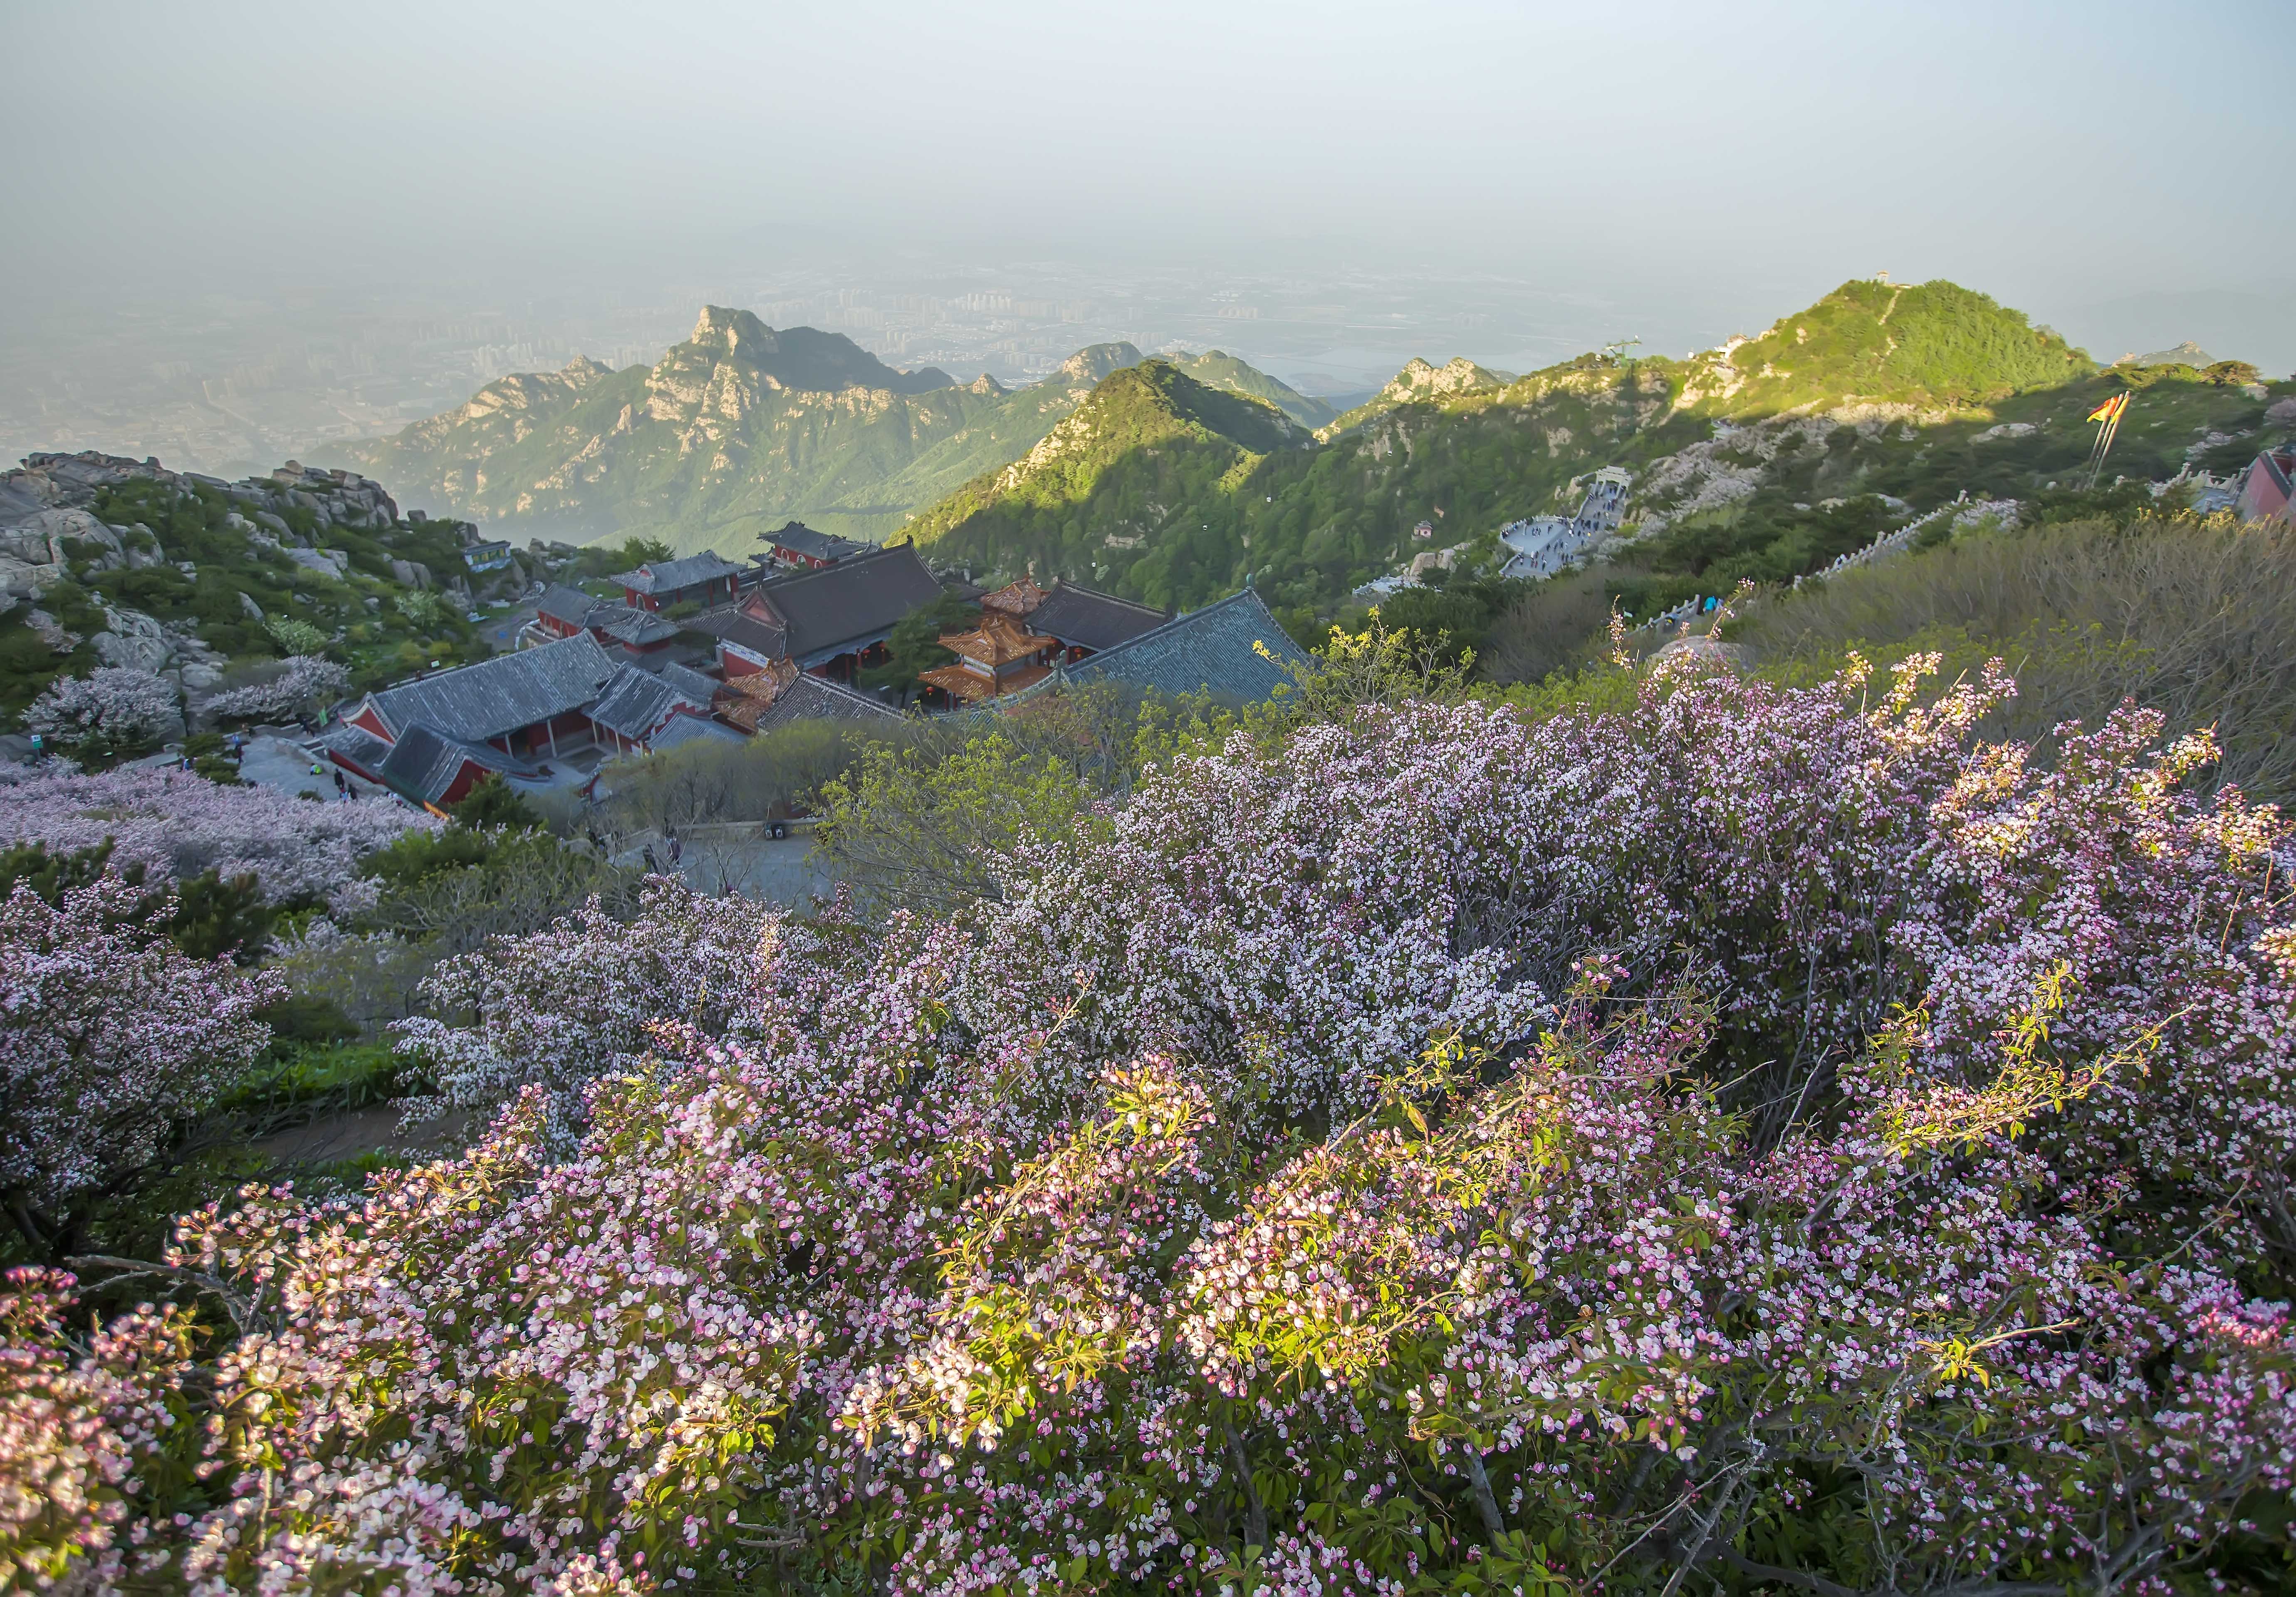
[1462, 1448, 1506, 1548]
[1221, 1417, 1268, 1555]
[66, 1253, 263, 1334]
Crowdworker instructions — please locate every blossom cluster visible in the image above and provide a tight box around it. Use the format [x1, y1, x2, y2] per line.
[391, 879, 780, 1138]
[0, 764, 432, 907]
[191, 656, 351, 725]
[0, 1268, 200, 1594]
[15, 655, 2296, 1595]
[22, 667, 179, 749]
[1, 873, 282, 1239]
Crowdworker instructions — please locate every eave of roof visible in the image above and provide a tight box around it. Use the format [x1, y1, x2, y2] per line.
[378, 722, 545, 806]
[1059, 588, 1306, 702]
[938, 613, 1056, 666]
[1030, 581, 1169, 651]
[919, 662, 1050, 702]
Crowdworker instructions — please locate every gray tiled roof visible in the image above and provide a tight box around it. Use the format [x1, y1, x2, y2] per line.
[588, 662, 713, 742]
[646, 713, 748, 752]
[652, 661, 722, 702]
[747, 543, 944, 664]
[693, 606, 788, 662]
[379, 723, 544, 806]
[1061, 588, 1307, 702]
[314, 723, 393, 779]
[589, 605, 681, 647]
[1031, 581, 1168, 652]
[762, 522, 868, 564]
[535, 584, 597, 628]
[609, 552, 745, 595]
[364, 633, 617, 742]
[748, 673, 902, 733]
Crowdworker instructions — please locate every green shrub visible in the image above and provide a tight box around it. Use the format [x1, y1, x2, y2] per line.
[445, 773, 543, 832]
[1734, 512, 2296, 802]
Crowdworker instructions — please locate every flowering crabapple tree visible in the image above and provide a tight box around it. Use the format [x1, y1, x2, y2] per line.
[391, 879, 779, 1140]
[0, 875, 282, 1261]
[0, 1267, 202, 1593]
[22, 667, 181, 757]
[191, 656, 351, 726]
[14, 653, 2296, 1597]
[0, 764, 432, 910]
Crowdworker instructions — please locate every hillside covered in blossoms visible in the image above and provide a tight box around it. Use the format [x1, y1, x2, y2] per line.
[7, 634, 2296, 1597]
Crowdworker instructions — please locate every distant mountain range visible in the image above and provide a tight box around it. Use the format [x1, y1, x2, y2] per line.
[325, 309, 1330, 554]
[324, 284, 2286, 618]
[909, 279, 2284, 612]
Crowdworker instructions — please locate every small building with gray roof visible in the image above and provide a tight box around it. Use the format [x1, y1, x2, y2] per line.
[1029, 581, 1170, 658]
[346, 633, 619, 761]
[376, 723, 549, 810]
[610, 551, 746, 613]
[695, 541, 944, 680]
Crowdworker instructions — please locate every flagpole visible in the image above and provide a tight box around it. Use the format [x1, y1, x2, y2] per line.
[2101, 395, 2129, 487]
[2088, 393, 2129, 489]
[2083, 393, 2112, 479]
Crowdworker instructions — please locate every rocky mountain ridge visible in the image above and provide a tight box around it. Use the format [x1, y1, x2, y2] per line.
[1, 452, 426, 690]
[1319, 356, 1512, 438]
[327, 314, 1326, 556]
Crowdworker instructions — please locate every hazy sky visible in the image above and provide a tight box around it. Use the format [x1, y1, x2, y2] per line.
[4, 0, 2292, 359]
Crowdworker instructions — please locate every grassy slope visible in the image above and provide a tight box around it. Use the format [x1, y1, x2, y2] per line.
[1684, 278, 2094, 413]
[1729, 512, 2296, 803]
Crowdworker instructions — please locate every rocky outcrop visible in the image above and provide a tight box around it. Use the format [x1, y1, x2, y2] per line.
[0, 452, 403, 602]
[0, 451, 411, 696]
[92, 605, 177, 674]
[1377, 357, 1507, 405]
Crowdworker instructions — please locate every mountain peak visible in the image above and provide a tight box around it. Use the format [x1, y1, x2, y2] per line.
[1057, 342, 1146, 386]
[1681, 278, 2094, 413]
[1381, 356, 1504, 403]
[2125, 340, 2217, 368]
[688, 304, 775, 353]
[665, 307, 953, 396]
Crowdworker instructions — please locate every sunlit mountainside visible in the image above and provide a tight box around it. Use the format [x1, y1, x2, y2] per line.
[907, 279, 2282, 611]
[328, 311, 1330, 556]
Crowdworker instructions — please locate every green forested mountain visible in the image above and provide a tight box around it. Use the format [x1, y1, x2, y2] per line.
[906, 360, 1309, 601]
[326, 316, 1325, 557]
[903, 279, 2283, 613]
[1673, 278, 2093, 414]
[1163, 350, 1337, 430]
